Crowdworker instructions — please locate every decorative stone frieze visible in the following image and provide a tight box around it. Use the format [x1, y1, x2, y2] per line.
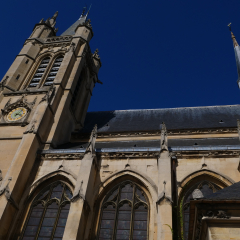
[206, 210, 230, 219]
[45, 35, 72, 43]
[72, 128, 238, 141]
[41, 153, 84, 160]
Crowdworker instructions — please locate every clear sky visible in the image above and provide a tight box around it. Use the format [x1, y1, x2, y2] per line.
[1, 0, 240, 112]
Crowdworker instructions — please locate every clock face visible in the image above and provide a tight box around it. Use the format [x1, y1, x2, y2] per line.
[7, 107, 27, 122]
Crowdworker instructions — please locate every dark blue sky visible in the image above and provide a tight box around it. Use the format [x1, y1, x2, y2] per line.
[1, 0, 240, 112]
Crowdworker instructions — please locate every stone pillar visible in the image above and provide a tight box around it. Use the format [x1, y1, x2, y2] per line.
[156, 123, 173, 240]
[0, 101, 49, 238]
[63, 125, 97, 240]
[63, 152, 95, 240]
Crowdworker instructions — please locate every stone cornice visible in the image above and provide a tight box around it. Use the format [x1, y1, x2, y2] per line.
[72, 128, 238, 142]
[39, 146, 240, 160]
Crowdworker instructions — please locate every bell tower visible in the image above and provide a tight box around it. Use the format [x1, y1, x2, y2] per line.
[0, 9, 101, 239]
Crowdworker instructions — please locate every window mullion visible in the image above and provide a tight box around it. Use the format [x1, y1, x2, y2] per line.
[34, 184, 53, 240]
[129, 184, 135, 240]
[113, 186, 121, 240]
[34, 203, 47, 240]
[50, 184, 65, 240]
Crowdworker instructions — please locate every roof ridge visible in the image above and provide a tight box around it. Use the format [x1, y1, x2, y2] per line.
[87, 104, 240, 113]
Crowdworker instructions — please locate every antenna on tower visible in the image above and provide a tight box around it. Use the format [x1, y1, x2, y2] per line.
[86, 4, 92, 18]
[228, 23, 232, 32]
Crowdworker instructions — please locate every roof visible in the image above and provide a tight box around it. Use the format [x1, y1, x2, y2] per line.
[58, 138, 240, 150]
[80, 105, 240, 133]
[61, 18, 86, 36]
[205, 182, 240, 200]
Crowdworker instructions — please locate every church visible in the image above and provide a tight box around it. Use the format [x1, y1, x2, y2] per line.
[0, 9, 240, 240]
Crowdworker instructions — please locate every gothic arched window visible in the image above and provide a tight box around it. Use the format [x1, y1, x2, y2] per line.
[44, 55, 64, 86]
[97, 181, 149, 240]
[182, 181, 220, 240]
[28, 57, 50, 88]
[21, 181, 72, 240]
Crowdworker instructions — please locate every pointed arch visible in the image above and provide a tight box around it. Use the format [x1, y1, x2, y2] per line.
[29, 169, 76, 197]
[90, 169, 157, 240]
[179, 169, 234, 191]
[20, 180, 72, 240]
[178, 169, 232, 240]
[96, 168, 158, 200]
[43, 53, 65, 86]
[96, 180, 149, 240]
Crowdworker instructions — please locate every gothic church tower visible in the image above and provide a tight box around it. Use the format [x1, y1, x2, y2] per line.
[0, 10, 101, 239]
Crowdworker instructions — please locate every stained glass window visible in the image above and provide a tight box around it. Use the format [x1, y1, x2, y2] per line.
[182, 181, 220, 240]
[98, 181, 148, 240]
[21, 181, 72, 240]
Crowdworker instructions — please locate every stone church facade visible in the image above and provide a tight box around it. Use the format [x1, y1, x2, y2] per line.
[0, 10, 240, 240]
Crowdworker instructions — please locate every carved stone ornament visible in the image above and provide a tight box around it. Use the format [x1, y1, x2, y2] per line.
[206, 210, 230, 219]
[0, 95, 36, 124]
[192, 189, 204, 199]
[195, 211, 204, 240]
[67, 42, 76, 53]
[23, 120, 37, 134]
[92, 48, 100, 60]
[156, 181, 172, 205]
[85, 19, 92, 29]
[160, 122, 168, 152]
[45, 36, 72, 43]
[71, 180, 85, 202]
[0, 177, 18, 209]
[85, 124, 98, 155]
[0, 76, 9, 92]
[39, 84, 56, 104]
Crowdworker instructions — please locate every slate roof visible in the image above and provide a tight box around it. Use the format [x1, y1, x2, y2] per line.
[58, 138, 239, 150]
[204, 182, 240, 200]
[61, 18, 85, 36]
[79, 105, 240, 133]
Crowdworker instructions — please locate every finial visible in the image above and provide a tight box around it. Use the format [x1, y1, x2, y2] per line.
[51, 11, 58, 21]
[86, 4, 92, 17]
[79, 5, 92, 21]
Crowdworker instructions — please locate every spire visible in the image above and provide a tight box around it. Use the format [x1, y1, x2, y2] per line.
[61, 6, 91, 36]
[229, 23, 240, 88]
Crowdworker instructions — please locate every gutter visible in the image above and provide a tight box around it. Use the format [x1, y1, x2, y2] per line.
[41, 144, 240, 154]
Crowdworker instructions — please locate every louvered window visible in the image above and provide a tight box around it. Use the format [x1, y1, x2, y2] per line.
[28, 57, 50, 88]
[97, 181, 148, 240]
[44, 56, 64, 86]
[71, 73, 83, 107]
[21, 181, 72, 240]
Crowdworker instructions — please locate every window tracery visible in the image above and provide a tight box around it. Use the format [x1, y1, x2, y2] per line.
[97, 181, 148, 240]
[182, 181, 220, 240]
[21, 181, 72, 240]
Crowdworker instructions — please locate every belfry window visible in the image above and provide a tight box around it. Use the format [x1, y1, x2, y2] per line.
[28, 57, 50, 87]
[182, 181, 220, 240]
[44, 56, 64, 86]
[21, 181, 72, 240]
[97, 181, 148, 240]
